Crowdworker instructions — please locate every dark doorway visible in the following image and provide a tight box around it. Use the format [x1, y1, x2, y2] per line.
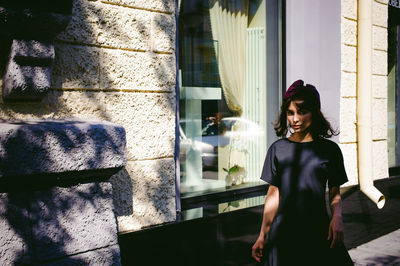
[388, 4, 400, 168]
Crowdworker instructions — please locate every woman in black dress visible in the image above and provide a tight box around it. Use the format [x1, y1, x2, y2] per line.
[251, 80, 353, 265]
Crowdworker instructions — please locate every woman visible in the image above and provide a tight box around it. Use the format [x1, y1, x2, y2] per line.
[251, 80, 353, 265]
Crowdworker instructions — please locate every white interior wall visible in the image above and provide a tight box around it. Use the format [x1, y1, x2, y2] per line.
[286, 0, 341, 141]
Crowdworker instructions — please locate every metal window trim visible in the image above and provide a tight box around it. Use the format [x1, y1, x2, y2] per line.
[174, 0, 182, 216]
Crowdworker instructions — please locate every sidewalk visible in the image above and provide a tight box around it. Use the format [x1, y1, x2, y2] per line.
[342, 176, 400, 266]
[349, 229, 400, 265]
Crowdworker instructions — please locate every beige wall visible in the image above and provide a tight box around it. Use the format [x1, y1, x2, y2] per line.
[0, 0, 177, 233]
[340, 0, 389, 185]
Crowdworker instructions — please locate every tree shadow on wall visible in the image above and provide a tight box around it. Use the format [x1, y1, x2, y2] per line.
[0, 0, 177, 260]
[2, 183, 121, 265]
[51, 0, 177, 234]
[0, 120, 124, 264]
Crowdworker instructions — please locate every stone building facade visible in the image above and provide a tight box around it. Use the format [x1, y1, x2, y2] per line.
[0, 0, 177, 234]
[340, 0, 389, 185]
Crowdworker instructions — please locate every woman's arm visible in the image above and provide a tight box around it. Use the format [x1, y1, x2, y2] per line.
[328, 186, 344, 248]
[251, 184, 280, 262]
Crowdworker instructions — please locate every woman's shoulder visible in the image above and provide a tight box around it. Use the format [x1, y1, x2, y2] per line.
[317, 137, 338, 145]
[268, 137, 341, 149]
[315, 137, 342, 151]
[269, 138, 289, 147]
[267, 138, 293, 153]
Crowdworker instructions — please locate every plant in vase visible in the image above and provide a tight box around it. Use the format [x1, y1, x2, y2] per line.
[223, 164, 246, 187]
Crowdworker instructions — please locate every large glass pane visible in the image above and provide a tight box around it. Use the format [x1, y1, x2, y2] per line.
[178, 0, 272, 197]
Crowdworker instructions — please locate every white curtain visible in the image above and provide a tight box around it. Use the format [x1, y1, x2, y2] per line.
[209, 0, 248, 115]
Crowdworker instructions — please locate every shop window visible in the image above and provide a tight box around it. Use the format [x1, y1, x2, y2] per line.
[178, 0, 281, 201]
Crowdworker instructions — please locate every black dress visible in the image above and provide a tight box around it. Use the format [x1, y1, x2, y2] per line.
[260, 138, 354, 266]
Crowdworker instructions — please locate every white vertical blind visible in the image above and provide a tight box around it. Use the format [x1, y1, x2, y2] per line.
[243, 27, 267, 182]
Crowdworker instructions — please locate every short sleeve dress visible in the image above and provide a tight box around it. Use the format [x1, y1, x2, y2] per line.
[260, 138, 354, 266]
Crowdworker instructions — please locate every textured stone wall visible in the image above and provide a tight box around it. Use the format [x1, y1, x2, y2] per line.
[0, 119, 125, 265]
[0, 182, 121, 265]
[340, 0, 388, 185]
[0, 0, 176, 233]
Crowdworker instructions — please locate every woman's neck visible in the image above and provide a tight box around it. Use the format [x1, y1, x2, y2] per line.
[288, 132, 313, 143]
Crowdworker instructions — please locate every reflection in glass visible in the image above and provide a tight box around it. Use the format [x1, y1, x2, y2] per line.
[218, 195, 266, 214]
[179, 0, 268, 196]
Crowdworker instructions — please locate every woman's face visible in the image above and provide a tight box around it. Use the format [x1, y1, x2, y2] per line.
[286, 99, 312, 134]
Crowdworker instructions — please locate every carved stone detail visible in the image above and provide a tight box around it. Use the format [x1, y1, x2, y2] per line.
[0, 1, 72, 102]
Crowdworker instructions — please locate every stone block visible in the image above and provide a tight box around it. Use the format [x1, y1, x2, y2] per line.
[2, 59, 50, 102]
[0, 193, 32, 265]
[340, 97, 357, 143]
[372, 74, 387, 98]
[0, 180, 121, 265]
[13, 39, 55, 60]
[45, 90, 109, 119]
[30, 182, 119, 261]
[372, 140, 389, 180]
[0, 0, 73, 101]
[342, 0, 357, 20]
[0, 119, 126, 179]
[341, 44, 357, 72]
[152, 13, 175, 53]
[40, 245, 121, 266]
[52, 43, 100, 89]
[0, 90, 176, 161]
[339, 143, 358, 186]
[372, 50, 388, 75]
[372, 98, 387, 140]
[101, 0, 175, 13]
[341, 72, 357, 97]
[110, 158, 176, 233]
[2, 40, 54, 102]
[56, 0, 151, 51]
[341, 18, 357, 46]
[373, 1, 388, 28]
[373, 25, 388, 51]
[100, 50, 175, 92]
[149, 53, 176, 90]
[97, 92, 176, 160]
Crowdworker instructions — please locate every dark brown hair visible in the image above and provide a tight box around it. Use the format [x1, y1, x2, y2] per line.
[273, 93, 338, 138]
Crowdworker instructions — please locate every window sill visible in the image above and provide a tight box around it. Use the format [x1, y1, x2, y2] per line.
[181, 182, 268, 210]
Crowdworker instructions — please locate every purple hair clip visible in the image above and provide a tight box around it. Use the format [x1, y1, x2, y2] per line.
[283, 79, 321, 108]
